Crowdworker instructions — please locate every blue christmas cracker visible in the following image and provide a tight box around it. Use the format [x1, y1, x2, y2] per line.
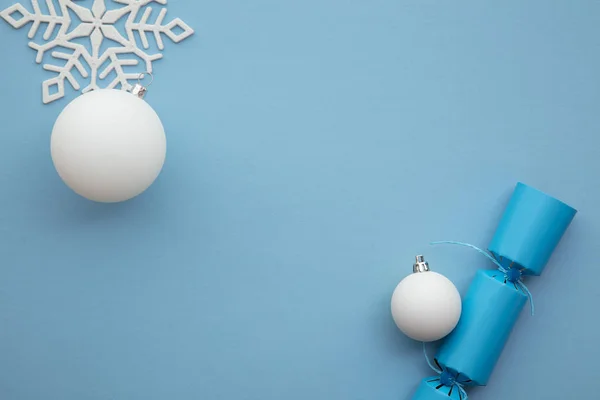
[411, 183, 576, 399]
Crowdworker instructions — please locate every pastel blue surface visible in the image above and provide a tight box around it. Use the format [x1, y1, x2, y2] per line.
[489, 183, 577, 275]
[436, 270, 527, 386]
[0, 1, 598, 400]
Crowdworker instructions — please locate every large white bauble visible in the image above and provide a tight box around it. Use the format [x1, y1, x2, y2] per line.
[51, 89, 166, 203]
[391, 271, 461, 342]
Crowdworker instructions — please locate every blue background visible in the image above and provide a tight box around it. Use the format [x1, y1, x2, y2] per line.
[0, 1, 598, 399]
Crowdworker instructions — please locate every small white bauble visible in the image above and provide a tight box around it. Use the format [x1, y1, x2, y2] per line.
[51, 89, 166, 203]
[391, 256, 461, 342]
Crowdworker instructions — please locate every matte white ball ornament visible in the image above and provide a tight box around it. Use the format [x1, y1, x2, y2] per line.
[391, 256, 462, 342]
[51, 87, 166, 203]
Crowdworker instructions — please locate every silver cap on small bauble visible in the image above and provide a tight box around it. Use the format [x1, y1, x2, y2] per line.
[413, 255, 430, 273]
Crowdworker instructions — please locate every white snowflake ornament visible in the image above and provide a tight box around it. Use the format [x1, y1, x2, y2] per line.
[1, 0, 194, 103]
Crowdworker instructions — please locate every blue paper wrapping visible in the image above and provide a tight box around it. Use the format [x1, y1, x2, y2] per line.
[412, 378, 463, 400]
[488, 182, 577, 276]
[409, 183, 576, 399]
[435, 270, 527, 385]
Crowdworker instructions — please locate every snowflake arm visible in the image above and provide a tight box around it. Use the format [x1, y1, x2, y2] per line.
[100, 52, 140, 90]
[126, 6, 194, 50]
[28, 23, 95, 63]
[0, 0, 68, 39]
[41, 47, 90, 103]
[99, 24, 163, 69]
[48, 50, 89, 80]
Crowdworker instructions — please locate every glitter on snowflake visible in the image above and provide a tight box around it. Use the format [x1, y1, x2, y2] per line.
[1, 0, 194, 103]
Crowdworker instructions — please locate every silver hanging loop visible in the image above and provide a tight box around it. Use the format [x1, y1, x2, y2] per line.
[131, 72, 154, 99]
